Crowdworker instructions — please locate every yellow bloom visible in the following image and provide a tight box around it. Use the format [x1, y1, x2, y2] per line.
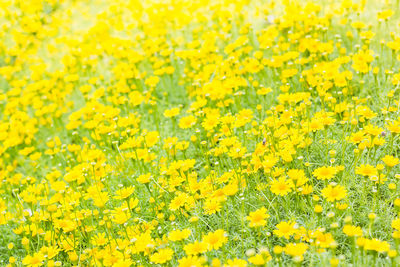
[355, 164, 378, 177]
[270, 177, 294, 196]
[204, 198, 222, 215]
[179, 115, 197, 129]
[363, 238, 390, 253]
[225, 258, 247, 267]
[137, 173, 151, 184]
[382, 155, 399, 167]
[164, 107, 180, 118]
[178, 255, 206, 267]
[114, 186, 135, 200]
[247, 207, 270, 228]
[312, 166, 337, 180]
[273, 221, 298, 239]
[168, 229, 191, 242]
[202, 229, 228, 251]
[343, 224, 363, 237]
[22, 252, 45, 267]
[321, 184, 347, 202]
[391, 218, 400, 231]
[150, 248, 174, 264]
[283, 242, 308, 258]
[184, 241, 208, 255]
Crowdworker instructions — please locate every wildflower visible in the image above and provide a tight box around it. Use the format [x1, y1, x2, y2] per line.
[203, 229, 228, 250]
[168, 229, 191, 242]
[283, 242, 308, 259]
[313, 166, 337, 180]
[314, 231, 336, 248]
[343, 225, 363, 237]
[111, 207, 131, 224]
[248, 250, 271, 265]
[382, 155, 399, 167]
[22, 252, 45, 267]
[355, 164, 378, 177]
[391, 218, 400, 231]
[164, 108, 180, 118]
[247, 207, 270, 227]
[91, 232, 108, 246]
[150, 248, 174, 264]
[225, 258, 247, 267]
[273, 221, 298, 239]
[179, 115, 197, 129]
[314, 205, 323, 213]
[270, 177, 294, 196]
[204, 198, 222, 215]
[377, 9, 394, 21]
[363, 239, 390, 253]
[169, 193, 188, 211]
[178, 255, 206, 267]
[137, 173, 151, 184]
[321, 184, 347, 202]
[184, 241, 208, 255]
[114, 186, 135, 200]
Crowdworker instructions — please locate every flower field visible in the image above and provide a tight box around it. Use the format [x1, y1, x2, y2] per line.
[1, 0, 400, 266]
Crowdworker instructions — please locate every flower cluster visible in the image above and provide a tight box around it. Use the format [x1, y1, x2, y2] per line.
[0, 0, 400, 266]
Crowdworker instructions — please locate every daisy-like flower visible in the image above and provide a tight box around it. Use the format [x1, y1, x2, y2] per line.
[202, 229, 228, 251]
[269, 177, 294, 196]
[114, 186, 135, 200]
[150, 248, 174, 264]
[273, 221, 298, 239]
[382, 155, 399, 167]
[321, 184, 347, 202]
[247, 207, 270, 228]
[312, 166, 337, 180]
[355, 164, 378, 177]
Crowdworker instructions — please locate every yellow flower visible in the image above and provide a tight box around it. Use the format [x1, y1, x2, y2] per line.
[247, 207, 270, 228]
[273, 221, 298, 239]
[91, 232, 108, 246]
[283, 242, 308, 258]
[184, 241, 208, 255]
[312, 166, 337, 180]
[137, 173, 151, 184]
[343, 224, 363, 237]
[382, 155, 399, 167]
[164, 107, 180, 118]
[321, 184, 347, 202]
[169, 192, 188, 211]
[355, 164, 378, 177]
[248, 254, 266, 265]
[313, 231, 336, 248]
[248, 249, 271, 265]
[202, 229, 228, 251]
[377, 9, 394, 21]
[225, 258, 247, 267]
[314, 205, 323, 213]
[256, 87, 272, 95]
[363, 238, 390, 253]
[178, 255, 206, 267]
[269, 177, 294, 196]
[168, 229, 191, 242]
[114, 186, 135, 200]
[150, 248, 174, 264]
[22, 252, 45, 267]
[179, 115, 197, 129]
[145, 131, 160, 147]
[391, 218, 400, 231]
[287, 169, 308, 187]
[204, 199, 222, 215]
[111, 207, 131, 225]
